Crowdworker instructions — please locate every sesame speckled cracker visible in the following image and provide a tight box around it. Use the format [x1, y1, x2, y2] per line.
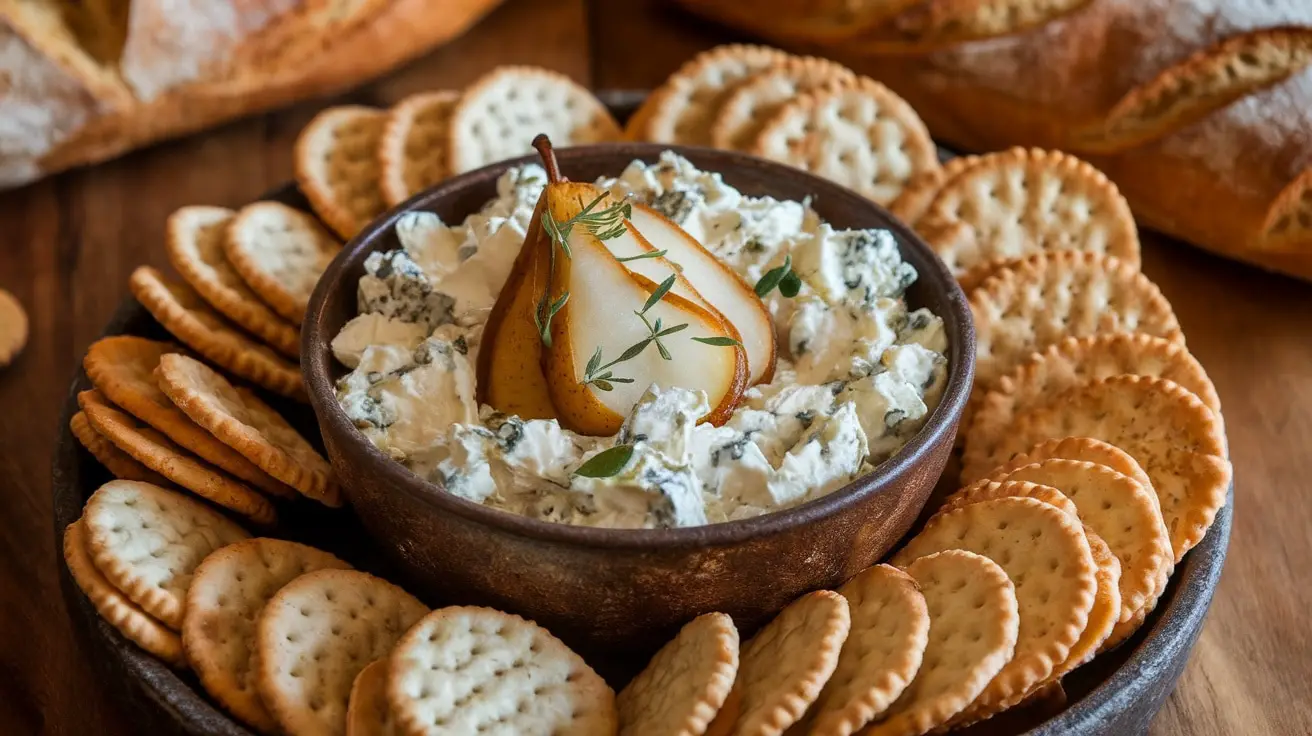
[448, 66, 621, 175]
[128, 267, 306, 401]
[70, 410, 171, 485]
[225, 201, 342, 325]
[183, 538, 352, 734]
[166, 205, 301, 358]
[388, 606, 617, 736]
[63, 518, 187, 668]
[709, 56, 855, 151]
[618, 613, 739, 736]
[706, 590, 850, 736]
[887, 154, 981, 226]
[806, 565, 929, 736]
[84, 336, 297, 500]
[752, 77, 939, 206]
[378, 91, 460, 208]
[863, 551, 1018, 736]
[983, 375, 1232, 563]
[80, 389, 278, 526]
[83, 480, 251, 631]
[157, 353, 340, 507]
[295, 105, 389, 239]
[629, 44, 789, 145]
[347, 660, 398, 736]
[0, 288, 27, 367]
[257, 570, 428, 736]
[891, 497, 1097, 727]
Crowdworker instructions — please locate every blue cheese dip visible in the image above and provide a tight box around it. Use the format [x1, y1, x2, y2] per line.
[332, 152, 949, 529]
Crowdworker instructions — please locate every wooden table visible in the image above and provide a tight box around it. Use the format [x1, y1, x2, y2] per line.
[1, 1, 1309, 734]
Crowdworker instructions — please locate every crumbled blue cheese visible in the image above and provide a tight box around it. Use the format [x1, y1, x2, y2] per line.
[395, 211, 463, 279]
[358, 251, 455, 330]
[787, 295, 905, 384]
[572, 444, 707, 529]
[331, 313, 429, 369]
[791, 226, 917, 307]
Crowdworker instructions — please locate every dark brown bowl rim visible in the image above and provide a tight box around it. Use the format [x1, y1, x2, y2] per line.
[303, 142, 976, 550]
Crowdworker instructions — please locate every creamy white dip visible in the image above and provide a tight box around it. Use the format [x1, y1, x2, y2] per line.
[333, 152, 949, 529]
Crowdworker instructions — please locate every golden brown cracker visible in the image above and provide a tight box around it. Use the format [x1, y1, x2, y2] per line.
[71, 410, 171, 485]
[347, 659, 398, 736]
[632, 44, 789, 144]
[618, 613, 739, 736]
[378, 90, 460, 207]
[710, 56, 856, 150]
[225, 201, 341, 325]
[294, 105, 389, 239]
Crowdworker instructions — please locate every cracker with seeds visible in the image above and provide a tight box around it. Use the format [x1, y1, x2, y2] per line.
[707, 590, 850, 736]
[84, 336, 296, 499]
[752, 77, 939, 206]
[70, 410, 171, 485]
[166, 205, 301, 358]
[128, 267, 306, 401]
[891, 497, 1097, 724]
[226, 201, 342, 325]
[347, 660, 397, 736]
[864, 551, 1018, 736]
[257, 570, 428, 736]
[83, 480, 250, 630]
[379, 91, 460, 207]
[807, 565, 929, 736]
[448, 66, 621, 174]
[184, 538, 352, 734]
[389, 606, 616, 736]
[985, 375, 1231, 561]
[295, 106, 389, 239]
[887, 155, 981, 226]
[965, 436, 1153, 495]
[710, 56, 855, 150]
[0, 287, 27, 367]
[64, 518, 188, 667]
[80, 390, 277, 525]
[618, 612, 739, 736]
[157, 353, 340, 507]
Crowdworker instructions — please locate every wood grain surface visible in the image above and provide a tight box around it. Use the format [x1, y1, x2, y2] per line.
[0, 1, 1308, 734]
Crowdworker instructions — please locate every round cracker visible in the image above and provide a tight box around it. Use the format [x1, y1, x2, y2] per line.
[752, 76, 939, 206]
[256, 570, 428, 736]
[83, 480, 250, 630]
[887, 154, 982, 226]
[630, 44, 788, 144]
[166, 205, 302, 358]
[618, 612, 739, 736]
[183, 538, 353, 734]
[225, 201, 342, 325]
[80, 389, 277, 525]
[708, 590, 851, 736]
[891, 497, 1097, 724]
[84, 336, 296, 499]
[389, 606, 616, 736]
[937, 480, 1080, 521]
[0, 287, 28, 366]
[807, 565, 929, 736]
[347, 659, 398, 736]
[984, 375, 1231, 562]
[966, 436, 1154, 497]
[378, 91, 460, 207]
[156, 353, 340, 507]
[709, 56, 856, 150]
[294, 105, 389, 239]
[128, 266, 306, 401]
[1053, 528, 1120, 673]
[64, 518, 187, 667]
[71, 410, 171, 485]
[863, 550, 1018, 736]
[448, 66, 620, 174]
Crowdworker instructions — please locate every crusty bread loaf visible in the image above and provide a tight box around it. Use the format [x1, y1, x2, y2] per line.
[677, 0, 1312, 281]
[0, 0, 504, 188]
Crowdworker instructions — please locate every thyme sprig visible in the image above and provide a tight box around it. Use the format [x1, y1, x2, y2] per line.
[535, 193, 633, 346]
[754, 254, 803, 298]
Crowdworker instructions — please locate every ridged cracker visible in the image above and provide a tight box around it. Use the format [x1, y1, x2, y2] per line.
[965, 436, 1154, 498]
[864, 551, 1018, 736]
[0, 287, 27, 366]
[70, 410, 171, 485]
[128, 266, 306, 401]
[295, 105, 389, 239]
[80, 390, 277, 526]
[64, 518, 187, 667]
[157, 353, 340, 507]
[389, 606, 617, 736]
[618, 612, 739, 736]
[1053, 527, 1119, 674]
[887, 154, 981, 226]
[166, 205, 301, 358]
[807, 565, 929, 736]
[891, 497, 1097, 724]
[84, 336, 297, 500]
[448, 66, 621, 174]
[347, 660, 398, 736]
[985, 375, 1232, 562]
[629, 44, 788, 144]
[183, 538, 352, 734]
[226, 201, 342, 325]
[707, 590, 850, 736]
[969, 251, 1183, 394]
[257, 570, 428, 736]
[936, 480, 1080, 521]
[752, 77, 939, 206]
[83, 480, 250, 630]
[709, 56, 855, 150]
[378, 91, 460, 207]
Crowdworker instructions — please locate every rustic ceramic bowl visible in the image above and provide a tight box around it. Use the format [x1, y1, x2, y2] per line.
[302, 143, 976, 659]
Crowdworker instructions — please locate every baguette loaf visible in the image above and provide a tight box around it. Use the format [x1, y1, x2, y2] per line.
[0, 0, 505, 188]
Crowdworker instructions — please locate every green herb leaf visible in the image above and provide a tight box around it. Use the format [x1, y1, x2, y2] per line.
[584, 346, 603, 379]
[755, 255, 792, 297]
[642, 273, 678, 314]
[656, 340, 672, 360]
[592, 379, 614, 392]
[608, 377, 635, 383]
[656, 323, 689, 337]
[548, 292, 570, 317]
[616, 338, 654, 363]
[691, 336, 741, 347]
[779, 272, 803, 298]
[616, 249, 668, 263]
[575, 444, 636, 478]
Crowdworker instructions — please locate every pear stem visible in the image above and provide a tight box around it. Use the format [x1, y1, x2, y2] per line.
[532, 134, 564, 183]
